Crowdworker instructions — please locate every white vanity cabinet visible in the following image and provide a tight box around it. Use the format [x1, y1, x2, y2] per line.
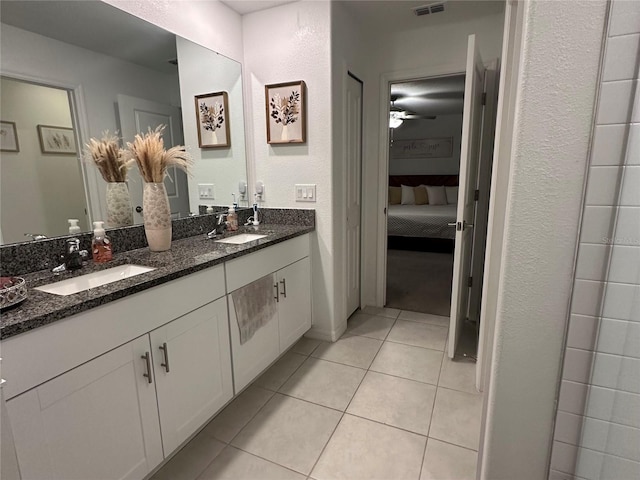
[226, 234, 311, 392]
[150, 297, 233, 454]
[6, 335, 163, 480]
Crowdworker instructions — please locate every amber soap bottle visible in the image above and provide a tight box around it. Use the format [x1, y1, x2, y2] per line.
[92, 221, 113, 263]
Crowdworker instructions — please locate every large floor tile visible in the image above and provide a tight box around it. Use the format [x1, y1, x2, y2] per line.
[347, 371, 436, 435]
[311, 414, 426, 480]
[361, 305, 401, 319]
[345, 312, 396, 340]
[370, 341, 443, 385]
[429, 387, 483, 451]
[151, 430, 225, 480]
[420, 438, 478, 480]
[280, 357, 366, 411]
[231, 394, 341, 475]
[198, 446, 305, 480]
[387, 320, 448, 351]
[438, 357, 478, 394]
[312, 335, 383, 369]
[291, 336, 321, 356]
[253, 351, 306, 391]
[202, 385, 274, 442]
[399, 310, 450, 327]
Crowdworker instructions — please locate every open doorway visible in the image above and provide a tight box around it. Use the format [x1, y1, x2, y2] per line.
[385, 74, 463, 318]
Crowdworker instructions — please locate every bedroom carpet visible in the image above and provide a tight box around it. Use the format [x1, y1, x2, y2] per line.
[386, 249, 454, 316]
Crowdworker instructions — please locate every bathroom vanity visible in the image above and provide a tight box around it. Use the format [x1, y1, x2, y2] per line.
[0, 225, 313, 479]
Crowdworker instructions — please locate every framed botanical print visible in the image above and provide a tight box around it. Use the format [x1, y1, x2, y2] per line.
[37, 125, 77, 154]
[0, 121, 19, 152]
[265, 81, 306, 144]
[195, 91, 230, 148]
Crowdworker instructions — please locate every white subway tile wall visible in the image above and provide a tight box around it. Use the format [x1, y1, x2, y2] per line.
[552, 1, 640, 478]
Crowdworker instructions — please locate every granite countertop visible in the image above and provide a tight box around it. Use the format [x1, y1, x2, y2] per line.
[0, 224, 313, 339]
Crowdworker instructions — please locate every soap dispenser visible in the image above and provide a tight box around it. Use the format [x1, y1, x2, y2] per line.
[227, 205, 238, 231]
[68, 219, 81, 234]
[92, 221, 112, 263]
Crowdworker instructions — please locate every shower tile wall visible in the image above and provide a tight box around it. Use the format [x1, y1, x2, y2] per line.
[550, 1, 640, 479]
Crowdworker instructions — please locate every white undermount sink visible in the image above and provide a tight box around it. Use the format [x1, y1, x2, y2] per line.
[35, 264, 156, 296]
[215, 233, 267, 245]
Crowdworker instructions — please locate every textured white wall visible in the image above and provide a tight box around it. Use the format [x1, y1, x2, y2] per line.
[102, 0, 244, 62]
[480, 1, 608, 478]
[242, 1, 336, 339]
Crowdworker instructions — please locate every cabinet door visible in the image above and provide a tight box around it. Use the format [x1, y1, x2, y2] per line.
[278, 257, 312, 352]
[150, 297, 233, 454]
[6, 336, 162, 480]
[228, 273, 281, 392]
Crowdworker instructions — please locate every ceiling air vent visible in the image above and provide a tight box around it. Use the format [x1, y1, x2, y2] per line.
[413, 2, 446, 16]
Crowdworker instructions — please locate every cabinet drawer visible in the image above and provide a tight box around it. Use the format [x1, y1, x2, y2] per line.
[2, 264, 225, 400]
[225, 234, 309, 292]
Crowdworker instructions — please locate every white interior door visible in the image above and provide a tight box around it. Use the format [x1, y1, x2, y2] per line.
[345, 73, 363, 317]
[449, 34, 485, 359]
[117, 94, 189, 223]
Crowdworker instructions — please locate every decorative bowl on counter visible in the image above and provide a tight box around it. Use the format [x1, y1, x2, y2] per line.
[0, 277, 27, 309]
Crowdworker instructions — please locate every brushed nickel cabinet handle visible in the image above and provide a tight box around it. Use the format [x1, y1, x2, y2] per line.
[280, 278, 287, 298]
[274, 283, 279, 302]
[141, 352, 152, 384]
[159, 342, 170, 373]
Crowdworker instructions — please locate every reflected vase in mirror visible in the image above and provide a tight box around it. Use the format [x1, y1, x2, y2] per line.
[106, 182, 133, 228]
[143, 183, 172, 252]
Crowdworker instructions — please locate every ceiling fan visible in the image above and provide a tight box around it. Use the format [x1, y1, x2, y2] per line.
[389, 96, 436, 128]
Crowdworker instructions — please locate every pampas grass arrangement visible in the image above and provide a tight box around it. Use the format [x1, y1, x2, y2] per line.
[85, 132, 129, 182]
[125, 125, 192, 183]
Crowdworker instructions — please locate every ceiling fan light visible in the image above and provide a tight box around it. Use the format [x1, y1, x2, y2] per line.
[389, 117, 403, 129]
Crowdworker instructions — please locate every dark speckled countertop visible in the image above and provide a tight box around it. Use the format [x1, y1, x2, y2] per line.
[0, 224, 313, 339]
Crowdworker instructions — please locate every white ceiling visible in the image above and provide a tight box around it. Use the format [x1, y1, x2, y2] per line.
[342, 0, 505, 33]
[221, 0, 298, 15]
[391, 74, 465, 116]
[0, 0, 178, 74]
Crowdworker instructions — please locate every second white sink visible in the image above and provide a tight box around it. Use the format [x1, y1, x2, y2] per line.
[215, 233, 267, 245]
[35, 264, 155, 296]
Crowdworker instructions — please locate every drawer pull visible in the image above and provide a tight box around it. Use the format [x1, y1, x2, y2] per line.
[280, 278, 287, 298]
[159, 342, 170, 373]
[141, 352, 153, 384]
[274, 283, 279, 302]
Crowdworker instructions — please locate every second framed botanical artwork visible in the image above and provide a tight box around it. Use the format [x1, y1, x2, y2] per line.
[195, 91, 230, 148]
[0, 121, 19, 152]
[265, 80, 306, 144]
[37, 125, 77, 154]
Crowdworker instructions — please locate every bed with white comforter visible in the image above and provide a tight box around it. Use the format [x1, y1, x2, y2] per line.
[387, 204, 457, 240]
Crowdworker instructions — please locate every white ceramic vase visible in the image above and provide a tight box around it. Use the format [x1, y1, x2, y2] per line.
[143, 182, 172, 252]
[281, 125, 289, 141]
[106, 182, 133, 228]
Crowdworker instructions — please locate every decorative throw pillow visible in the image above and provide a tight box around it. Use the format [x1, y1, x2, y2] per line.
[388, 186, 401, 205]
[426, 185, 447, 205]
[446, 186, 459, 204]
[414, 186, 428, 205]
[401, 185, 416, 205]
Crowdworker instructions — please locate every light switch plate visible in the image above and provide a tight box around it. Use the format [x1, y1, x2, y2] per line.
[198, 184, 215, 199]
[295, 184, 316, 202]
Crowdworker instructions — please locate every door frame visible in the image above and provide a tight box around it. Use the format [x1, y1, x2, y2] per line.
[375, 62, 468, 306]
[343, 70, 364, 320]
[0, 70, 98, 227]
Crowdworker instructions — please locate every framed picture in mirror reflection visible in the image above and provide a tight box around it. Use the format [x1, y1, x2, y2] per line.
[195, 91, 230, 148]
[37, 125, 77, 155]
[265, 80, 306, 144]
[0, 121, 20, 152]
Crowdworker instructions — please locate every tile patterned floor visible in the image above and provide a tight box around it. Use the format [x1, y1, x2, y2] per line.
[151, 308, 482, 480]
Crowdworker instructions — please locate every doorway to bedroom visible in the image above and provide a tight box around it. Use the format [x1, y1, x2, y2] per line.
[385, 74, 463, 318]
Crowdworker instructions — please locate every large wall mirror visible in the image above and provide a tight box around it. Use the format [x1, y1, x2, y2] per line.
[0, 0, 248, 245]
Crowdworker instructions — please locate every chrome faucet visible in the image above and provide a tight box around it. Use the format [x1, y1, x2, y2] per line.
[52, 238, 88, 274]
[206, 213, 228, 239]
[24, 233, 47, 241]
